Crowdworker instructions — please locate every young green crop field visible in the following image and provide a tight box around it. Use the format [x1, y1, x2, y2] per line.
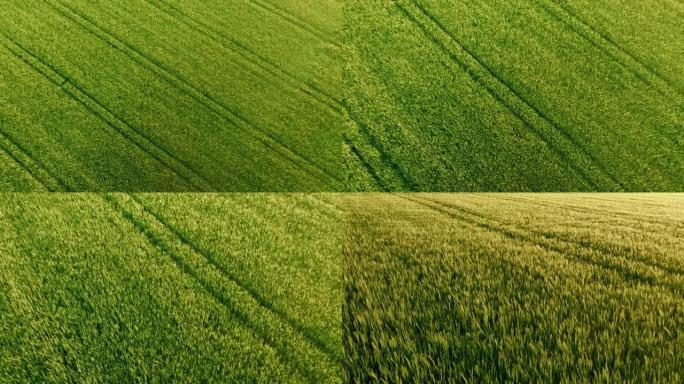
[344, 193, 684, 382]
[0, 0, 341, 191]
[344, 0, 684, 191]
[0, 193, 341, 383]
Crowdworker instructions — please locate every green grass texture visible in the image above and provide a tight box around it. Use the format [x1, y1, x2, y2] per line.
[2, 1, 681, 192]
[0, 193, 341, 383]
[0, 0, 342, 191]
[344, 193, 684, 382]
[344, 0, 683, 191]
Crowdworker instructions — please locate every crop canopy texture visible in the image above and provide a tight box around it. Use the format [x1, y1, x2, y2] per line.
[0, 0, 342, 191]
[344, 193, 684, 382]
[0, 193, 341, 383]
[344, 0, 683, 191]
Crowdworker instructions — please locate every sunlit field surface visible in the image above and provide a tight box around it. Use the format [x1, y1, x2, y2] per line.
[0, 194, 341, 383]
[0, 0, 342, 191]
[344, 0, 683, 191]
[344, 193, 684, 382]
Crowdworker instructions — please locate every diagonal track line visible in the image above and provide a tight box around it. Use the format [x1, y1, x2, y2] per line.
[345, 103, 417, 191]
[489, 194, 676, 226]
[399, 196, 684, 298]
[0, 128, 56, 191]
[0, 38, 75, 191]
[44, 0, 341, 188]
[578, 194, 684, 211]
[146, 0, 342, 115]
[531, 0, 683, 147]
[0, 30, 213, 191]
[130, 194, 342, 364]
[246, 0, 341, 48]
[103, 193, 337, 384]
[445, 194, 684, 276]
[343, 133, 386, 190]
[101, 194, 312, 383]
[539, 0, 683, 104]
[396, 0, 626, 191]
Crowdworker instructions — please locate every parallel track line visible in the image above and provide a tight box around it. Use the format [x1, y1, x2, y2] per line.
[131, 194, 342, 364]
[46, 0, 340, 187]
[397, 0, 625, 191]
[147, 0, 342, 115]
[246, 0, 341, 48]
[402, 194, 684, 298]
[103, 194, 327, 384]
[1, 29, 212, 191]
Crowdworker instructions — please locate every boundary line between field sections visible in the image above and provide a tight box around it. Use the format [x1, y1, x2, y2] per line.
[129, 194, 343, 364]
[395, 0, 626, 191]
[0, 31, 214, 191]
[400, 194, 684, 297]
[144, 0, 342, 115]
[44, 0, 341, 189]
[246, 0, 341, 49]
[102, 194, 339, 383]
[535, 0, 684, 105]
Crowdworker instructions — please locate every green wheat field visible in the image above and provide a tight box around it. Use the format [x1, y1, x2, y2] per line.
[344, 0, 683, 191]
[0, 194, 341, 382]
[0, 0, 341, 191]
[1, 0, 683, 382]
[344, 194, 684, 383]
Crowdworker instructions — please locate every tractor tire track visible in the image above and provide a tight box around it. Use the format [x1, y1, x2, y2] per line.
[396, 0, 625, 191]
[146, 0, 342, 115]
[540, 0, 683, 103]
[489, 194, 678, 226]
[456, 195, 684, 276]
[0, 37, 79, 191]
[62, 82, 216, 191]
[0, 30, 213, 191]
[45, 0, 340, 188]
[346, 104, 417, 191]
[246, 0, 341, 48]
[0, 127, 58, 191]
[302, 193, 339, 215]
[103, 194, 338, 384]
[130, 194, 342, 365]
[344, 133, 387, 190]
[533, 0, 684, 148]
[402, 194, 684, 298]
[416, 195, 684, 290]
[580, 194, 684, 210]
[102, 194, 311, 383]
